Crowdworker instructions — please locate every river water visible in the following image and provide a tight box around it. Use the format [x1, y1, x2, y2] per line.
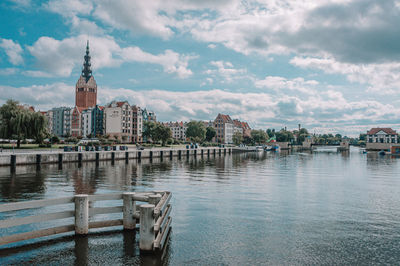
[1, 147, 400, 265]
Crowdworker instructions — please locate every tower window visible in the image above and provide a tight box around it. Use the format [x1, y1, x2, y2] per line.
[78, 88, 84, 92]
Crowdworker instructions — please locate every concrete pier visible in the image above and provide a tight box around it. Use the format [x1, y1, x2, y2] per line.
[0, 147, 231, 167]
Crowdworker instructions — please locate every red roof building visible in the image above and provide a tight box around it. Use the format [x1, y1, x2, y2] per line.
[367, 128, 398, 144]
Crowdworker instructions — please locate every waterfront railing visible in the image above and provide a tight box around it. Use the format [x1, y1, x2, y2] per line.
[0, 191, 172, 253]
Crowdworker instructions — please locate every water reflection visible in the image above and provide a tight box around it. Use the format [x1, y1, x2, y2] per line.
[1, 149, 400, 264]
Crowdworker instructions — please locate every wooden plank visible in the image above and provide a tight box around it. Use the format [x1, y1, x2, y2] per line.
[0, 224, 75, 246]
[88, 193, 122, 202]
[154, 217, 172, 250]
[89, 206, 123, 216]
[0, 210, 74, 229]
[159, 205, 172, 234]
[0, 197, 74, 213]
[133, 195, 149, 202]
[89, 219, 123, 229]
[154, 192, 171, 217]
[154, 204, 171, 233]
[160, 217, 172, 250]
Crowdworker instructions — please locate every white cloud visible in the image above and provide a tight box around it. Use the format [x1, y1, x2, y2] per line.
[0, 38, 24, 65]
[0, 68, 19, 75]
[205, 60, 247, 83]
[2, 82, 400, 134]
[255, 76, 319, 94]
[0, 83, 74, 110]
[121, 47, 197, 79]
[27, 35, 195, 78]
[291, 56, 400, 95]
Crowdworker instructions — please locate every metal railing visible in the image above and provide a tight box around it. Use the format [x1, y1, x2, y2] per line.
[0, 191, 172, 252]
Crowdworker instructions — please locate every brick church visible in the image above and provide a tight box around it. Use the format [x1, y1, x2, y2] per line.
[71, 41, 98, 137]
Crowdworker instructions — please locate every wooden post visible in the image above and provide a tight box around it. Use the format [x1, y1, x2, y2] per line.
[186, 150, 189, 157]
[140, 204, 155, 252]
[194, 150, 197, 156]
[125, 152, 129, 163]
[229, 148, 231, 154]
[75, 194, 89, 235]
[95, 152, 99, 162]
[201, 149, 203, 157]
[207, 149, 210, 157]
[58, 153, 63, 164]
[150, 151, 153, 159]
[36, 154, 41, 165]
[123, 192, 136, 230]
[219, 149, 221, 156]
[78, 153, 83, 163]
[224, 148, 226, 155]
[148, 194, 162, 208]
[160, 151, 163, 158]
[10, 155, 16, 168]
[169, 150, 173, 159]
[178, 150, 181, 159]
[214, 149, 216, 156]
[111, 152, 115, 162]
[138, 151, 141, 161]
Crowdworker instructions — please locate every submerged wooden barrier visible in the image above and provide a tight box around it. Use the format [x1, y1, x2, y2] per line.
[0, 191, 172, 253]
[0, 147, 232, 167]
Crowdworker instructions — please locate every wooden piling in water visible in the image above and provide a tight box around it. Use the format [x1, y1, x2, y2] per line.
[10, 155, 16, 168]
[123, 192, 136, 230]
[139, 204, 155, 252]
[75, 195, 89, 235]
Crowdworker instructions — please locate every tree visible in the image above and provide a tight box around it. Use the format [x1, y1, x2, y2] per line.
[275, 129, 294, 142]
[205, 126, 216, 142]
[251, 130, 268, 144]
[186, 121, 206, 143]
[29, 111, 48, 144]
[143, 121, 157, 142]
[232, 131, 243, 145]
[0, 100, 47, 147]
[152, 123, 171, 146]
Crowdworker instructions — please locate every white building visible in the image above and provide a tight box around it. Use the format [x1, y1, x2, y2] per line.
[165, 121, 187, 141]
[132, 105, 143, 143]
[367, 128, 398, 143]
[214, 114, 234, 144]
[104, 101, 132, 142]
[81, 108, 92, 137]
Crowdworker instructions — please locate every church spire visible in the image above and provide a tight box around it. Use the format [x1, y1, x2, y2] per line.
[81, 40, 92, 82]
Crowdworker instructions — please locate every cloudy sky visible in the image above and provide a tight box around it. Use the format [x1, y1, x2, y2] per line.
[1, 0, 400, 136]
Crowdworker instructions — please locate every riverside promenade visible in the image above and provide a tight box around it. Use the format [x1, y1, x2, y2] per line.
[0, 147, 232, 167]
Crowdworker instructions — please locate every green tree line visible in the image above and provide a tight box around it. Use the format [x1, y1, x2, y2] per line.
[0, 100, 48, 147]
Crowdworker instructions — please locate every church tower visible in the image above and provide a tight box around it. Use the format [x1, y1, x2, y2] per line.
[75, 41, 97, 109]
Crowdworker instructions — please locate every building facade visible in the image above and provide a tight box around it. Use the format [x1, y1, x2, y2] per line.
[214, 113, 234, 144]
[233, 119, 251, 138]
[132, 105, 143, 143]
[165, 121, 187, 141]
[367, 128, 398, 143]
[104, 101, 133, 142]
[81, 108, 92, 138]
[75, 41, 97, 109]
[71, 107, 83, 137]
[51, 107, 71, 137]
[91, 105, 104, 137]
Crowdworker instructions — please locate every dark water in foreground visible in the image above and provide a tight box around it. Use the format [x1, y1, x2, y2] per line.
[1, 147, 400, 265]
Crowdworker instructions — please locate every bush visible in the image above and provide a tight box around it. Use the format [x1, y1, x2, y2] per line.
[39, 143, 52, 148]
[50, 135, 59, 144]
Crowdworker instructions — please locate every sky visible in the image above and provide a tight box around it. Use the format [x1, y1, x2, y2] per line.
[1, 0, 400, 136]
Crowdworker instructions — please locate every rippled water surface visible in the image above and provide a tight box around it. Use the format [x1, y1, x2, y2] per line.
[1, 147, 400, 265]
